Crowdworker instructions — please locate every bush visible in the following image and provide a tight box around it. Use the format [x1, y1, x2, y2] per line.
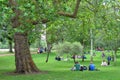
[71, 42, 83, 55]
[54, 42, 71, 56]
[55, 41, 83, 56]
[62, 42, 72, 54]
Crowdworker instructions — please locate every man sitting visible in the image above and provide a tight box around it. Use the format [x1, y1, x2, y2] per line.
[89, 62, 95, 71]
[74, 61, 80, 71]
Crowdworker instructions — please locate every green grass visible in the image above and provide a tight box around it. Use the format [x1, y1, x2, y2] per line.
[0, 52, 120, 80]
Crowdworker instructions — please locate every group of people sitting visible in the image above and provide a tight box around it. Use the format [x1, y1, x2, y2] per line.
[71, 61, 97, 71]
[71, 56, 112, 71]
[37, 47, 47, 54]
[55, 56, 61, 61]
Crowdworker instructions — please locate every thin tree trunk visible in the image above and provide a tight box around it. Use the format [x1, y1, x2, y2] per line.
[73, 55, 76, 63]
[90, 29, 93, 62]
[47, 43, 52, 53]
[14, 33, 40, 74]
[81, 39, 85, 62]
[46, 43, 52, 63]
[46, 52, 50, 63]
[9, 40, 13, 53]
[114, 49, 117, 62]
[82, 55, 85, 62]
[74, 58, 76, 63]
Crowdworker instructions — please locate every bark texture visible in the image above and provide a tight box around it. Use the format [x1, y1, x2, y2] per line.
[9, 0, 40, 74]
[14, 33, 39, 74]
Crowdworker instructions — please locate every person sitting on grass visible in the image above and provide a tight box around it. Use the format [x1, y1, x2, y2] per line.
[55, 56, 61, 61]
[101, 60, 108, 66]
[80, 65, 84, 71]
[71, 62, 86, 71]
[89, 62, 100, 71]
[71, 61, 80, 71]
[74, 61, 80, 71]
[89, 62, 95, 71]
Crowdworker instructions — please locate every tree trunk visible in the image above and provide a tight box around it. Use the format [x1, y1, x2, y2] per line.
[47, 43, 52, 53]
[46, 43, 52, 63]
[81, 40, 85, 62]
[9, 40, 13, 53]
[81, 53, 84, 62]
[73, 58, 76, 63]
[114, 49, 117, 62]
[14, 33, 40, 74]
[8, 0, 40, 74]
[90, 29, 93, 62]
[73, 55, 76, 63]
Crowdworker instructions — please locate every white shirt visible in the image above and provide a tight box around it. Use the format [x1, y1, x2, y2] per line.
[101, 61, 107, 66]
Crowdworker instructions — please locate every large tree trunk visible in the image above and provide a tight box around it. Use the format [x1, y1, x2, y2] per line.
[9, 0, 40, 74]
[14, 33, 39, 74]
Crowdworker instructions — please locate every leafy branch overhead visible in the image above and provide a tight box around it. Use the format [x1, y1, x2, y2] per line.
[58, 0, 81, 18]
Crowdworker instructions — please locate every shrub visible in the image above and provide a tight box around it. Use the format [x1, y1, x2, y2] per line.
[55, 41, 83, 56]
[71, 42, 83, 55]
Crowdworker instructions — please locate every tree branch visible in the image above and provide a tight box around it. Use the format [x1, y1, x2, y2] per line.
[58, 0, 81, 18]
[84, 0, 94, 7]
[73, 0, 81, 17]
[31, 19, 49, 25]
[9, 0, 21, 28]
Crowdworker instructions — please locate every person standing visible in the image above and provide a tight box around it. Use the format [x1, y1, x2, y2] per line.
[102, 51, 106, 59]
[107, 56, 111, 65]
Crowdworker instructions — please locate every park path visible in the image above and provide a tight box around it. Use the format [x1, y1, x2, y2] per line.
[0, 49, 14, 57]
[0, 49, 37, 57]
[0, 53, 37, 57]
[0, 54, 14, 57]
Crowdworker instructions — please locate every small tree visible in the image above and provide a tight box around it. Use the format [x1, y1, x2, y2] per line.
[55, 42, 72, 57]
[71, 42, 83, 63]
[55, 41, 83, 62]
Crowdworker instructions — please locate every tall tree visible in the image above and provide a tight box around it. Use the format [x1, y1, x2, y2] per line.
[8, 0, 39, 74]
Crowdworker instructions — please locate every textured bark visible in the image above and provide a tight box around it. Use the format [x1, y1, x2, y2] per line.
[14, 33, 39, 74]
[9, 0, 21, 28]
[9, 0, 40, 74]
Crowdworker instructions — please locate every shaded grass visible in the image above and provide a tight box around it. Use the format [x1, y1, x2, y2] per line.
[0, 52, 120, 80]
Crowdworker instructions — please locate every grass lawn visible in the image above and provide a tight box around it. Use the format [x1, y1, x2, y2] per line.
[0, 51, 120, 80]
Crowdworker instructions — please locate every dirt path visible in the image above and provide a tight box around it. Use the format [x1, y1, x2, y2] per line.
[0, 54, 14, 57]
[0, 48, 37, 57]
[0, 52, 37, 57]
